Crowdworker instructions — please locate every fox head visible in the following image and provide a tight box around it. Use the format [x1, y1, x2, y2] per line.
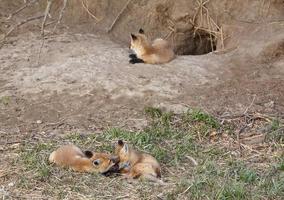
[130, 28, 150, 56]
[86, 151, 120, 175]
[114, 140, 130, 164]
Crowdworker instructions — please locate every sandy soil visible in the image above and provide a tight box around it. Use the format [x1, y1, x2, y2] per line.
[0, 22, 283, 137]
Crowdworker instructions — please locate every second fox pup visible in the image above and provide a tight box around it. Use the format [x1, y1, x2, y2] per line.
[129, 28, 175, 64]
[114, 140, 164, 184]
[49, 144, 119, 175]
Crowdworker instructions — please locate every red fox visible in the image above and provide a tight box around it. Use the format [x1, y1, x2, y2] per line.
[114, 140, 165, 184]
[129, 28, 175, 64]
[49, 144, 119, 175]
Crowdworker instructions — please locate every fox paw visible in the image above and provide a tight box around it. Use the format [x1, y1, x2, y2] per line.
[129, 59, 137, 64]
[129, 54, 137, 59]
[129, 58, 144, 64]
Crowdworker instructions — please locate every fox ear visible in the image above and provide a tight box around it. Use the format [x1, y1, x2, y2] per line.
[118, 140, 124, 146]
[122, 143, 129, 154]
[139, 28, 144, 34]
[131, 33, 137, 40]
[84, 150, 93, 158]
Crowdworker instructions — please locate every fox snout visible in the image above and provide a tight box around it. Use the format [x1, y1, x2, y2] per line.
[100, 155, 120, 176]
[110, 156, 120, 164]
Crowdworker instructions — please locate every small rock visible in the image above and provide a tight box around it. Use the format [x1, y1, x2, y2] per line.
[264, 101, 275, 108]
[8, 182, 14, 187]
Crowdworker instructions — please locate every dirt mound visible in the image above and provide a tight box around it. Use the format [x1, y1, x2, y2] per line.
[0, 0, 283, 130]
[1, 0, 283, 55]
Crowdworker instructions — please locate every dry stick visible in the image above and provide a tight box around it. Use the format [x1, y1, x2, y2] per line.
[1, 14, 44, 43]
[115, 195, 130, 200]
[194, 27, 219, 35]
[200, 0, 204, 27]
[193, 0, 207, 36]
[41, 0, 53, 36]
[265, 0, 271, 18]
[209, 15, 220, 30]
[178, 184, 193, 196]
[52, 0, 68, 33]
[7, 0, 40, 19]
[193, 0, 223, 50]
[81, 0, 100, 21]
[206, 7, 214, 52]
[37, 34, 45, 66]
[199, 0, 211, 26]
[260, 0, 266, 19]
[192, 4, 201, 24]
[185, 155, 198, 166]
[200, 1, 225, 49]
[107, 0, 132, 33]
[220, 26, 225, 50]
[38, 0, 53, 64]
[192, 0, 209, 25]
[237, 95, 257, 155]
[243, 95, 256, 115]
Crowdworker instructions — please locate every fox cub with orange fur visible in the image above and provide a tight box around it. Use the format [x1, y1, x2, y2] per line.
[49, 144, 119, 175]
[114, 140, 164, 184]
[129, 28, 175, 64]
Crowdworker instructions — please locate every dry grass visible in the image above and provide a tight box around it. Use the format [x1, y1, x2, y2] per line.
[190, 0, 224, 51]
[1, 107, 283, 199]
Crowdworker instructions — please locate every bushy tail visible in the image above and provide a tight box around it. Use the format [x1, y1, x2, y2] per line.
[49, 151, 56, 163]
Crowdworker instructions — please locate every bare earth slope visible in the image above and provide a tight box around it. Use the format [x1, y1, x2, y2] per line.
[0, 22, 283, 134]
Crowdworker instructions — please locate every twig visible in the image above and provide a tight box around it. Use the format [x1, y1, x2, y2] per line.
[206, 5, 214, 51]
[42, 118, 66, 129]
[178, 184, 193, 195]
[107, 0, 132, 33]
[7, 0, 40, 20]
[52, 0, 68, 33]
[243, 95, 256, 115]
[0, 141, 21, 145]
[41, 0, 53, 36]
[38, 0, 53, 64]
[37, 37, 45, 65]
[236, 95, 256, 156]
[219, 26, 225, 49]
[191, 0, 226, 52]
[185, 155, 198, 166]
[81, 0, 100, 22]
[115, 195, 130, 200]
[1, 15, 44, 43]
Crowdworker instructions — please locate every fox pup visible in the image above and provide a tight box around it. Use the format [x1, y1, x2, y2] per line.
[49, 144, 119, 175]
[129, 28, 175, 64]
[114, 140, 164, 184]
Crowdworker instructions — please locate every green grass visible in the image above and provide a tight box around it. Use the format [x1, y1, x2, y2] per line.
[265, 119, 284, 143]
[12, 107, 284, 200]
[19, 142, 54, 180]
[0, 96, 10, 105]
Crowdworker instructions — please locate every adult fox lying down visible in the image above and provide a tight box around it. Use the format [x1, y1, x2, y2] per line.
[129, 28, 175, 64]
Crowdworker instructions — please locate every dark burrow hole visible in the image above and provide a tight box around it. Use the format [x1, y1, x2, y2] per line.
[174, 30, 217, 55]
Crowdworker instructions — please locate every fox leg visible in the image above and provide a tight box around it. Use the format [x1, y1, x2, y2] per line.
[129, 58, 145, 64]
[126, 164, 145, 179]
[126, 169, 141, 179]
